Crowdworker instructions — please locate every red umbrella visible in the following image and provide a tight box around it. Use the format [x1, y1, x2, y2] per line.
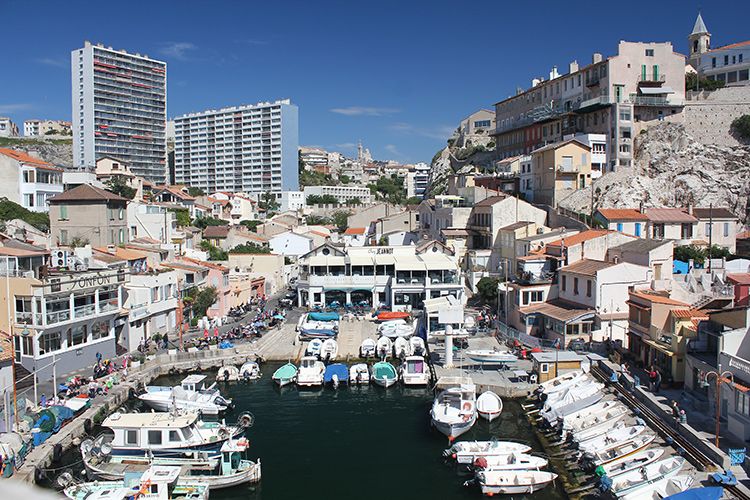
[213, 327, 219, 337]
[203, 328, 209, 338]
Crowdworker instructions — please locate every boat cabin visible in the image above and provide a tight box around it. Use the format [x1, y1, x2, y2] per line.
[440, 384, 476, 411]
[300, 356, 318, 368]
[104, 412, 201, 450]
[124, 466, 181, 500]
[181, 375, 208, 392]
[220, 438, 249, 475]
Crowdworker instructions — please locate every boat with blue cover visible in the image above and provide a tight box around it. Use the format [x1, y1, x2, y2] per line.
[308, 312, 339, 321]
[324, 363, 349, 388]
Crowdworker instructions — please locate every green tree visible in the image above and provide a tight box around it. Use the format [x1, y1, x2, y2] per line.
[476, 277, 500, 305]
[192, 287, 218, 317]
[332, 210, 352, 232]
[339, 174, 351, 184]
[104, 175, 137, 200]
[706, 244, 733, 260]
[169, 208, 192, 227]
[345, 197, 362, 206]
[240, 220, 261, 232]
[258, 191, 280, 214]
[194, 216, 228, 230]
[685, 72, 726, 92]
[405, 196, 423, 205]
[300, 170, 335, 187]
[230, 243, 271, 254]
[187, 187, 206, 197]
[0, 198, 50, 231]
[200, 240, 228, 260]
[305, 215, 331, 226]
[367, 174, 406, 205]
[731, 115, 750, 141]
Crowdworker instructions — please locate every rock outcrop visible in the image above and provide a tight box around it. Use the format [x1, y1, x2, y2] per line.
[425, 145, 497, 196]
[0, 137, 73, 168]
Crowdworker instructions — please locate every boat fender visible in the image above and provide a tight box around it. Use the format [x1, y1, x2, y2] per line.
[52, 443, 63, 463]
[83, 418, 93, 434]
[34, 466, 45, 484]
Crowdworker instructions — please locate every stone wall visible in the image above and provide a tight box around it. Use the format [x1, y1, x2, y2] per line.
[683, 86, 750, 147]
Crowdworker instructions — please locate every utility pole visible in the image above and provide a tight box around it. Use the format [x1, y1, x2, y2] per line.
[705, 368, 733, 448]
[708, 203, 713, 273]
[4, 257, 18, 430]
[177, 279, 184, 351]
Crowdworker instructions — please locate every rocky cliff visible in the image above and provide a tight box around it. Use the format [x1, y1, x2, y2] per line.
[0, 137, 73, 168]
[425, 142, 497, 196]
[559, 122, 750, 223]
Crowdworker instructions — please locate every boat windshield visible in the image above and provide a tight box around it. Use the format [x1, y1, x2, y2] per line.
[441, 392, 461, 409]
[182, 426, 194, 440]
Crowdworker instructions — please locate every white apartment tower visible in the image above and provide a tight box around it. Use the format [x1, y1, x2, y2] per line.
[72, 41, 167, 183]
[173, 100, 299, 193]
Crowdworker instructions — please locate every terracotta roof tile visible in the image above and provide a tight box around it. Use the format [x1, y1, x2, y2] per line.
[48, 184, 129, 203]
[671, 308, 709, 319]
[692, 208, 737, 219]
[561, 258, 615, 276]
[708, 40, 750, 53]
[0, 148, 61, 171]
[629, 291, 689, 306]
[645, 208, 697, 223]
[344, 227, 367, 235]
[203, 225, 229, 238]
[546, 229, 613, 248]
[596, 208, 649, 221]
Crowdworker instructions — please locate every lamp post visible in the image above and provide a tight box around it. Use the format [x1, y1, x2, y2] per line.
[705, 368, 734, 448]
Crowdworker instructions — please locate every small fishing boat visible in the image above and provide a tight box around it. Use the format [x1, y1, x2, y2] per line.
[621, 476, 695, 500]
[216, 365, 240, 382]
[474, 470, 558, 495]
[444, 440, 532, 464]
[272, 362, 298, 387]
[81, 437, 261, 490]
[296, 356, 325, 387]
[600, 448, 665, 478]
[401, 356, 430, 386]
[377, 311, 410, 321]
[562, 402, 629, 437]
[464, 349, 517, 365]
[409, 336, 426, 356]
[472, 453, 548, 472]
[578, 425, 646, 454]
[376, 336, 392, 358]
[537, 369, 586, 393]
[561, 400, 624, 431]
[430, 384, 477, 439]
[320, 338, 338, 361]
[585, 433, 657, 466]
[371, 361, 398, 388]
[543, 380, 603, 407]
[360, 338, 377, 357]
[305, 339, 323, 357]
[239, 361, 261, 381]
[476, 391, 503, 422]
[393, 336, 412, 358]
[380, 323, 416, 338]
[138, 375, 232, 415]
[570, 415, 626, 443]
[608, 456, 685, 497]
[62, 465, 210, 500]
[541, 384, 605, 425]
[349, 363, 370, 384]
[324, 363, 349, 388]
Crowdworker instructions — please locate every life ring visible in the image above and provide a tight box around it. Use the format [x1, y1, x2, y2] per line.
[462, 402, 472, 412]
[139, 479, 152, 496]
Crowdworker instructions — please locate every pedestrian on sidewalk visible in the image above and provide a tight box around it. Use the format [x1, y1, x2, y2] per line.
[671, 400, 681, 426]
[655, 369, 662, 393]
[648, 366, 657, 391]
[163, 333, 169, 349]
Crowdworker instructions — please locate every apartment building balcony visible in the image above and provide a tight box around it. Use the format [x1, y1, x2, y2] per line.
[628, 96, 684, 107]
[574, 94, 612, 112]
[557, 162, 580, 173]
[637, 73, 666, 84]
[515, 271, 554, 285]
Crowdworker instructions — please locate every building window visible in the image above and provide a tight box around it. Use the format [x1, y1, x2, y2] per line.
[724, 222, 730, 237]
[706, 222, 712, 237]
[653, 223, 665, 239]
[617, 223, 623, 232]
[59, 229, 68, 245]
[725, 55, 729, 66]
[645, 49, 654, 57]
[91, 321, 109, 340]
[67, 324, 87, 347]
[38, 331, 61, 355]
[118, 228, 125, 244]
[681, 223, 693, 239]
[573, 277, 579, 295]
[635, 223, 642, 237]
[587, 280, 592, 297]
[59, 205, 68, 220]
[540, 363, 549, 374]
[736, 391, 750, 417]
[562, 275, 567, 291]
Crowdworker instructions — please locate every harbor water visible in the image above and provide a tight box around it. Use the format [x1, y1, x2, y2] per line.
[56, 363, 568, 499]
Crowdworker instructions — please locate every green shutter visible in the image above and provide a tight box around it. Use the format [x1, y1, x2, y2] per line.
[652, 65, 659, 81]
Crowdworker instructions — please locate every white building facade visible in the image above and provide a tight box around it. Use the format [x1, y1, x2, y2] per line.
[0, 149, 64, 212]
[122, 270, 178, 352]
[174, 100, 299, 194]
[303, 185, 372, 204]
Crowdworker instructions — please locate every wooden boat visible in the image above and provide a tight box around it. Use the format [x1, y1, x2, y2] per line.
[476, 391, 503, 422]
[359, 338, 377, 357]
[296, 356, 325, 387]
[578, 425, 646, 454]
[272, 362, 298, 387]
[609, 457, 685, 497]
[239, 361, 261, 380]
[430, 384, 477, 439]
[371, 361, 398, 388]
[81, 438, 261, 490]
[472, 453, 548, 471]
[138, 375, 232, 415]
[349, 363, 370, 384]
[63, 465, 210, 500]
[562, 402, 629, 436]
[444, 440, 532, 464]
[475, 470, 558, 495]
[585, 433, 657, 466]
[320, 338, 338, 361]
[570, 414, 626, 443]
[377, 311, 410, 321]
[620, 476, 694, 500]
[393, 336, 412, 357]
[600, 448, 665, 478]
[401, 356, 430, 386]
[376, 336, 392, 358]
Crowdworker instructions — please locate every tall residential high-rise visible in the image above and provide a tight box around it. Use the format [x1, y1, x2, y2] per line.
[173, 100, 299, 194]
[72, 41, 167, 183]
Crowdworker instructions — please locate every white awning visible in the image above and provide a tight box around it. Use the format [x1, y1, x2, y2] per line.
[374, 254, 396, 265]
[326, 256, 346, 266]
[639, 86, 674, 95]
[307, 255, 328, 266]
[349, 254, 375, 266]
[395, 256, 426, 271]
[421, 254, 454, 270]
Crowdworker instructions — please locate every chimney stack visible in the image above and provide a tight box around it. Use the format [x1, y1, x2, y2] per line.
[592, 53, 603, 64]
[550, 66, 559, 80]
[687, 203, 694, 215]
[569, 61, 579, 74]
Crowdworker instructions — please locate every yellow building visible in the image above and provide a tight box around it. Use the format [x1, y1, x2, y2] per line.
[529, 138, 592, 207]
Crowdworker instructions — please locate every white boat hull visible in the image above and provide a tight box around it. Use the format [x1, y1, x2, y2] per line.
[477, 471, 558, 495]
[372, 376, 397, 388]
[137, 395, 225, 415]
[446, 442, 532, 465]
[432, 413, 476, 439]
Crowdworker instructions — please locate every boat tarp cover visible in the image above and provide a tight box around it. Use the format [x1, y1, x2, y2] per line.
[323, 364, 349, 382]
[373, 362, 397, 379]
[664, 488, 723, 500]
[308, 312, 339, 321]
[273, 363, 298, 379]
[377, 311, 410, 321]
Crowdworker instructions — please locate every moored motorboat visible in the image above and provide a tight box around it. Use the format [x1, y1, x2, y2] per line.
[297, 356, 325, 387]
[474, 470, 558, 495]
[444, 440, 532, 464]
[349, 363, 370, 384]
[621, 476, 695, 500]
[138, 375, 232, 415]
[430, 384, 477, 439]
[324, 363, 349, 388]
[239, 361, 261, 381]
[599, 448, 665, 478]
[562, 401, 628, 436]
[585, 433, 657, 466]
[578, 425, 646, 454]
[272, 362, 298, 387]
[371, 361, 398, 388]
[320, 338, 338, 361]
[360, 338, 377, 358]
[216, 365, 240, 382]
[376, 336, 392, 359]
[476, 391, 503, 422]
[401, 356, 430, 386]
[393, 336, 412, 358]
[464, 349, 517, 365]
[305, 339, 323, 357]
[62, 465, 210, 500]
[608, 456, 685, 497]
[377, 311, 410, 321]
[380, 322, 416, 338]
[570, 414, 626, 443]
[537, 369, 586, 393]
[409, 336, 426, 356]
[541, 384, 605, 425]
[472, 453, 548, 471]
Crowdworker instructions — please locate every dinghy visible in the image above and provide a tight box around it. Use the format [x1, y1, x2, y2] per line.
[401, 356, 430, 386]
[430, 384, 477, 439]
[324, 363, 349, 388]
[541, 384, 605, 425]
[561, 400, 624, 431]
[476, 391, 503, 422]
[393, 336, 412, 358]
[377, 311, 410, 321]
[63, 465, 210, 500]
[380, 322, 416, 338]
[306, 339, 323, 357]
[239, 361, 261, 381]
[296, 356, 325, 387]
[621, 476, 694, 500]
[349, 363, 370, 384]
[475, 470, 558, 495]
[216, 365, 240, 382]
[542, 380, 603, 407]
[465, 349, 517, 365]
[585, 433, 657, 466]
[320, 338, 338, 361]
[360, 338, 377, 358]
[376, 336, 392, 358]
[537, 372, 590, 397]
[578, 425, 646, 454]
[609, 456, 685, 497]
[444, 440, 532, 464]
[272, 362, 298, 387]
[600, 448, 665, 478]
[537, 369, 585, 392]
[139, 375, 232, 415]
[409, 336, 426, 356]
[371, 361, 398, 388]
[472, 453, 548, 472]
[562, 402, 629, 436]
[570, 415, 626, 443]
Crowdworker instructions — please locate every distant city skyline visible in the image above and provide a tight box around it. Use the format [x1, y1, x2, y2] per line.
[2, 0, 749, 163]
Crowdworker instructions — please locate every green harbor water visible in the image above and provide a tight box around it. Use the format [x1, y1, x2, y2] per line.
[55, 363, 569, 499]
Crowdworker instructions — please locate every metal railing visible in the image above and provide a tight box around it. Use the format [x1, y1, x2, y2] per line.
[637, 73, 666, 83]
[628, 96, 684, 107]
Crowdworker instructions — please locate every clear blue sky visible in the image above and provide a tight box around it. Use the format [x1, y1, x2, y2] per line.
[2, 0, 748, 163]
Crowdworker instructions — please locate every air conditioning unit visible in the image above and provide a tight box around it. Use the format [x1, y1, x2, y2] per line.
[52, 248, 69, 268]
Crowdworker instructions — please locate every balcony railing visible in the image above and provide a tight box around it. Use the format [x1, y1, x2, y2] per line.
[100, 299, 120, 312]
[628, 96, 684, 107]
[557, 163, 579, 173]
[637, 73, 666, 83]
[46, 309, 71, 324]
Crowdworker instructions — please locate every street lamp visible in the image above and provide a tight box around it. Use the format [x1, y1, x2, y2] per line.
[704, 368, 734, 448]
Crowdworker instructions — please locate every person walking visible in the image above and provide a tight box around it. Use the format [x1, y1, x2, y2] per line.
[648, 366, 657, 391]
[654, 369, 662, 393]
[163, 333, 169, 349]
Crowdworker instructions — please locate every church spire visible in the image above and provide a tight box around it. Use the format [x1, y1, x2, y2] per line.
[691, 12, 708, 35]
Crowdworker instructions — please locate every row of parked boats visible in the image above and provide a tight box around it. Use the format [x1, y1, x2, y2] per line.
[527, 369, 698, 499]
